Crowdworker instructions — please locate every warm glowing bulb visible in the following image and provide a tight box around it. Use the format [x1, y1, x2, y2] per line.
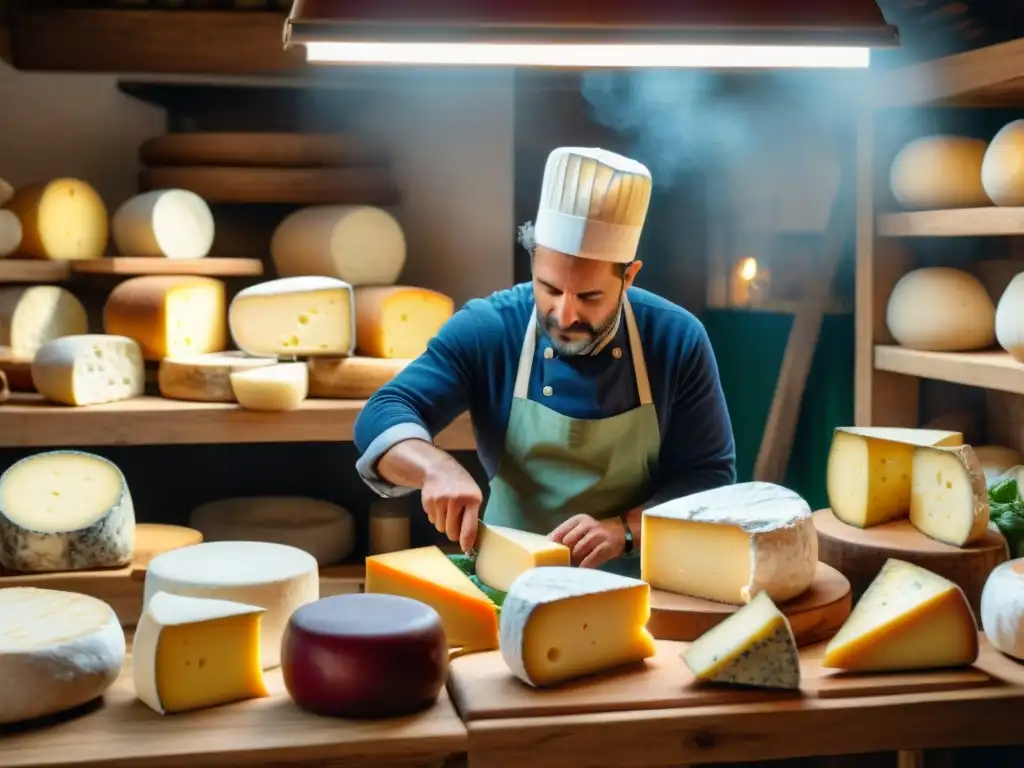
[739, 257, 758, 282]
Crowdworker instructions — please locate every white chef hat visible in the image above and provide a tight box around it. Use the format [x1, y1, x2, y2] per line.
[534, 147, 653, 264]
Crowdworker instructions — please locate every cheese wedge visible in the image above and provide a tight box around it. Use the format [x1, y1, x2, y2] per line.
[682, 591, 800, 690]
[354, 285, 454, 359]
[474, 523, 570, 592]
[826, 426, 963, 528]
[365, 545, 498, 651]
[230, 363, 308, 412]
[910, 444, 990, 547]
[823, 559, 978, 672]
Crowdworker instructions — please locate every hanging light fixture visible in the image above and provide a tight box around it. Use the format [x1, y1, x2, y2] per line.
[284, 1, 898, 70]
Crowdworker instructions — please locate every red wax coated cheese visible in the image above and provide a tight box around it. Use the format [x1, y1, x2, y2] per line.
[281, 593, 448, 718]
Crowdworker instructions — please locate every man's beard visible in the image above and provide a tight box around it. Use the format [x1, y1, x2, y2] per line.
[538, 294, 624, 356]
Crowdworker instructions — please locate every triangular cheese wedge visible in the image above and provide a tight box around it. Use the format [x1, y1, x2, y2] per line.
[910, 444, 990, 546]
[475, 523, 570, 592]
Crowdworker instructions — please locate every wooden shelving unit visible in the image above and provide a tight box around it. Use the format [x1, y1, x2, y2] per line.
[70, 258, 264, 277]
[857, 40, 1024, 426]
[0, 259, 70, 283]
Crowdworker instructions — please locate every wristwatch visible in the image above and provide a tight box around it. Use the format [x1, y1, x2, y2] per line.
[620, 515, 634, 554]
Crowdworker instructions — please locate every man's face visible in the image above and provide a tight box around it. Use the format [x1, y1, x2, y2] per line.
[532, 247, 642, 356]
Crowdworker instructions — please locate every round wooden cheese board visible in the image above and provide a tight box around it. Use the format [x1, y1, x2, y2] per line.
[647, 562, 851, 646]
[813, 508, 1009, 615]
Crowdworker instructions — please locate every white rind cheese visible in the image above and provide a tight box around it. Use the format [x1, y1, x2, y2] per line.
[996, 272, 1024, 364]
[112, 189, 215, 260]
[0, 588, 126, 725]
[143, 540, 320, 669]
[642, 482, 818, 605]
[0, 451, 136, 572]
[31, 334, 145, 407]
[158, 351, 277, 402]
[0, 285, 89, 359]
[188, 496, 355, 566]
[230, 362, 308, 412]
[0, 209, 22, 257]
[910, 444, 991, 547]
[980, 559, 1024, 661]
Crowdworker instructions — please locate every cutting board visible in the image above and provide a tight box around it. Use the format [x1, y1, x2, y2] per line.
[447, 637, 1010, 721]
[139, 132, 388, 168]
[814, 508, 1009, 614]
[648, 562, 851, 645]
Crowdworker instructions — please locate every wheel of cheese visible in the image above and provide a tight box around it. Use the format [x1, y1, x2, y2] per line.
[980, 559, 1024, 660]
[886, 267, 995, 351]
[281, 593, 447, 718]
[355, 286, 455, 359]
[0, 285, 88, 359]
[158, 351, 277, 402]
[112, 189, 215, 260]
[995, 271, 1024, 363]
[982, 120, 1024, 206]
[307, 355, 411, 398]
[188, 496, 355, 566]
[974, 445, 1024, 483]
[890, 136, 991, 210]
[3, 178, 109, 260]
[271, 205, 406, 286]
[0, 209, 22, 258]
[133, 523, 203, 568]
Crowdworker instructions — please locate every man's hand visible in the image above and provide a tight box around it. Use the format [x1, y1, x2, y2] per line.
[550, 514, 626, 569]
[421, 454, 482, 553]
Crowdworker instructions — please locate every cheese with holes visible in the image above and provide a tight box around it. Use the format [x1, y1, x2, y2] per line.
[0, 450, 135, 572]
[365, 545, 498, 651]
[307, 355, 411, 398]
[230, 362, 308, 412]
[158, 351, 277, 402]
[827, 426, 964, 528]
[890, 136, 991, 210]
[823, 559, 978, 671]
[144, 541, 319, 669]
[0, 588, 126, 725]
[0, 209, 21, 257]
[682, 591, 800, 690]
[641, 482, 817, 606]
[475, 522, 570, 592]
[112, 189, 215, 260]
[103, 275, 227, 361]
[189, 496, 354, 566]
[499, 566, 655, 688]
[271, 205, 406, 286]
[982, 119, 1024, 206]
[973, 445, 1024, 484]
[887, 268, 995, 352]
[0, 285, 89, 358]
[134, 523, 203, 568]
[355, 286, 455, 359]
[910, 444, 990, 547]
[31, 334, 145, 406]
[980, 559, 1024, 661]
[229, 276, 354, 358]
[3, 178, 108, 260]
[133, 591, 269, 715]
[996, 272, 1024, 364]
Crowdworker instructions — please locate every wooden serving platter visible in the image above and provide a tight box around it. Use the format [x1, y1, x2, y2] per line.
[648, 562, 851, 645]
[447, 636, 1015, 722]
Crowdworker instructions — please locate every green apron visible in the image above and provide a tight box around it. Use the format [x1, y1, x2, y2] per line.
[481, 297, 660, 578]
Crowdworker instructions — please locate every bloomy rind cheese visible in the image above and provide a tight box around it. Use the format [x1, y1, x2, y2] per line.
[112, 189, 215, 260]
[0, 450, 136, 572]
[31, 334, 145, 407]
[0, 285, 89, 359]
[474, 522, 570, 593]
[354, 285, 455, 359]
[0, 588, 126, 725]
[980, 559, 1024, 661]
[3, 178, 109, 260]
[307, 355, 411, 398]
[230, 362, 308, 412]
[158, 352, 277, 402]
[909, 444, 991, 547]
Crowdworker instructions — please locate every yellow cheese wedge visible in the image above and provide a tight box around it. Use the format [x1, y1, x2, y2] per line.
[354, 285, 454, 359]
[910, 444, 990, 547]
[823, 559, 978, 672]
[365, 546, 498, 651]
[474, 523, 570, 592]
[230, 363, 308, 412]
[826, 426, 963, 528]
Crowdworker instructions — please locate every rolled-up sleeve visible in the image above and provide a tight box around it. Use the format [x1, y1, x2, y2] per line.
[354, 302, 484, 497]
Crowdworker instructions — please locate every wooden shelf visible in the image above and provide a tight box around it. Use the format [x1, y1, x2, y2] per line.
[0, 395, 476, 450]
[70, 258, 264, 277]
[874, 346, 1024, 395]
[0, 259, 70, 283]
[878, 208, 1024, 237]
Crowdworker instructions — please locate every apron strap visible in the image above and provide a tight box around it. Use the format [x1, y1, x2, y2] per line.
[513, 312, 538, 399]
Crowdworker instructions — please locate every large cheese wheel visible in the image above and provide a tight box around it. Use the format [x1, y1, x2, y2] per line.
[0, 285, 89, 358]
[0, 209, 22, 258]
[982, 120, 1024, 207]
[890, 136, 991, 210]
[886, 267, 995, 351]
[31, 334, 145, 407]
[158, 351, 277, 402]
[3, 178, 108, 260]
[271, 205, 406, 286]
[995, 271, 1024, 363]
[307, 355, 410, 398]
[355, 286, 455, 359]
[112, 189, 215, 260]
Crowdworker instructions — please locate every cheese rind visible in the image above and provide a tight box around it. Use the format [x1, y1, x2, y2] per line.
[0, 285, 89, 358]
[823, 558, 979, 672]
[3, 178, 108, 260]
[228, 276, 355, 358]
[365, 545, 499, 651]
[475, 523, 570, 592]
[230, 362, 308, 412]
[0, 450, 136, 572]
[189, 496, 355, 566]
[641, 482, 818, 605]
[0, 209, 22, 257]
[886, 267, 996, 352]
[910, 444, 990, 547]
[113, 189, 215, 260]
[682, 591, 800, 690]
[980, 559, 1024, 661]
[827, 426, 964, 528]
[499, 566, 655, 688]
[134, 523, 203, 567]
[355, 285, 455, 359]
[31, 334, 145, 406]
[158, 351, 277, 402]
[307, 355, 411, 398]
[132, 591, 269, 715]
[103, 275, 227, 361]
[0, 588, 126, 725]
[143, 540, 320, 669]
